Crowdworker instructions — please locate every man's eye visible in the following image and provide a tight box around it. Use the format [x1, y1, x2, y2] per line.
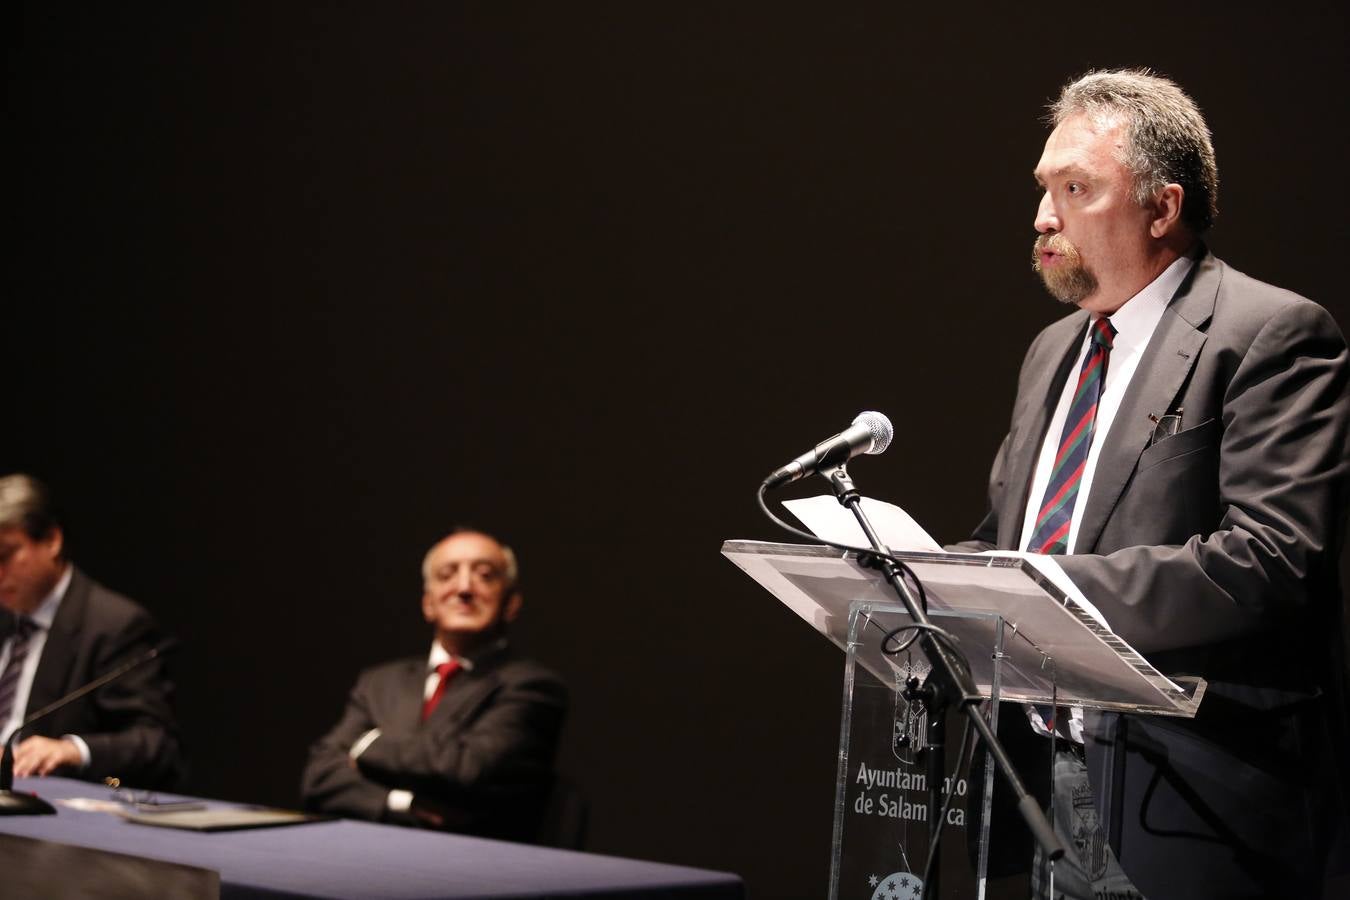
[1066, 182, 1084, 195]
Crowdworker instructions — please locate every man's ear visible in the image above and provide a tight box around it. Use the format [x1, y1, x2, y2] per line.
[1150, 183, 1185, 238]
[421, 590, 437, 623]
[42, 526, 64, 562]
[504, 591, 523, 624]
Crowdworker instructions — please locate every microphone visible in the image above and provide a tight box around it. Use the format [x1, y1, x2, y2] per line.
[0, 638, 177, 816]
[763, 411, 894, 489]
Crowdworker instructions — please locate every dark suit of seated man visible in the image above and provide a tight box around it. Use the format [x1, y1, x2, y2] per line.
[300, 529, 567, 842]
[0, 474, 184, 790]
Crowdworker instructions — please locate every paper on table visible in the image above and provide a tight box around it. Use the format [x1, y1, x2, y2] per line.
[782, 495, 944, 552]
[123, 807, 323, 831]
[57, 797, 125, 814]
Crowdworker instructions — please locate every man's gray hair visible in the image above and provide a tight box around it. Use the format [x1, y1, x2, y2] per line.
[0, 474, 61, 541]
[1049, 68, 1218, 234]
[421, 528, 520, 592]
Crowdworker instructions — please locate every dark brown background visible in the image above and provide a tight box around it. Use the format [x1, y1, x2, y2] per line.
[8, 4, 1348, 897]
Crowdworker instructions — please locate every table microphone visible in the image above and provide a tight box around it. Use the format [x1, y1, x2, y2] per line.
[0, 638, 177, 816]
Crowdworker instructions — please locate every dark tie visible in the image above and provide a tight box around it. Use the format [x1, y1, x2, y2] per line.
[421, 660, 461, 722]
[0, 617, 40, 726]
[1026, 316, 1117, 555]
[1029, 317, 1114, 733]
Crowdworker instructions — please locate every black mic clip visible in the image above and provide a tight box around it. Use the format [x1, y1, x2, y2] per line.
[822, 464, 858, 504]
[855, 549, 885, 573]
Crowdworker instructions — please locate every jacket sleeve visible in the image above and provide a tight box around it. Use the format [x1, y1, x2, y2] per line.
[72, 606, 183, 791]
[298, 672, 395, 821]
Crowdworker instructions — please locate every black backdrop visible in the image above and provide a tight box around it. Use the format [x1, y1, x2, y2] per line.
[9, 5, 1348, 898]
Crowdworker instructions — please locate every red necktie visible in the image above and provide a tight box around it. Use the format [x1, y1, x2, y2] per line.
[1027, 316, 1116, 555]
[1029, 317, 1115, 735]
[421, 660, 460, 722]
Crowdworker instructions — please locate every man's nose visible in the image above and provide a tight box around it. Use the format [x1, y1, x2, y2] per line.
[1035, 191, 1059, 234]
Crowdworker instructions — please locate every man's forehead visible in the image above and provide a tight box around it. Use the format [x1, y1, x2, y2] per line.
[1034, 160, 1092, 183]
[428, 534, 507, 568]
[1035, 116, 1126, 182]
[0, 526, 30, 547]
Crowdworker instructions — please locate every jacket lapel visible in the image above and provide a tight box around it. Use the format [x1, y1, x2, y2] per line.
[391, 659, 429, 728]
[431, 668, 499, 723]
[1074, 254, 1219, 553]
[29, 567, 88, 709]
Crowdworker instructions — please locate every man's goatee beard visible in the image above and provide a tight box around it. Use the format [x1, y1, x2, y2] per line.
[1032, 234, 1097, 304]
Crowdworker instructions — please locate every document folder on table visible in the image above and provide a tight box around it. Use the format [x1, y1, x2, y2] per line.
[123, 806, 327, 832]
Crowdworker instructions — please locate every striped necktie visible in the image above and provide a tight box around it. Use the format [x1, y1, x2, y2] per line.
[1027, 316, 1116, 555]
[0, 617, 40, 727]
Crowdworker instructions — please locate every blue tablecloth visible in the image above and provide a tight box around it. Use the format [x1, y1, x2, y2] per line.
[0, 777, 743, 899]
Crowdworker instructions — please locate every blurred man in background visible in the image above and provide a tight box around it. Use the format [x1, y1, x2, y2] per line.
[300, 529, 567, 842]
[0, 473, 183, 789]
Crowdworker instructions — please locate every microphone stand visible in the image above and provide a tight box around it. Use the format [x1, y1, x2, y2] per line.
[0, 640, 175, 816]
[819, 464, 1063, 897]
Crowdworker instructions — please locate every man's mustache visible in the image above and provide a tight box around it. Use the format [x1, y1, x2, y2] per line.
[1035, 233, 1077, 256]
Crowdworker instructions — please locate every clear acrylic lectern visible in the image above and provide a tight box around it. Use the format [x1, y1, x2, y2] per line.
[721, 540, 1206, 900]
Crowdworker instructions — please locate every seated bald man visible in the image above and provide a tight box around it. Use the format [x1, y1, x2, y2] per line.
[300, 529, 567, 842]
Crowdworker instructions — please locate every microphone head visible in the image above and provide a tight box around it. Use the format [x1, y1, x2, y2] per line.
[853, 410, 894, 455]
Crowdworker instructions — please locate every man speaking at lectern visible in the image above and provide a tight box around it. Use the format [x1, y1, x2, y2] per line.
[953, 70, 1349, 898]
[300, 529, 567, 842]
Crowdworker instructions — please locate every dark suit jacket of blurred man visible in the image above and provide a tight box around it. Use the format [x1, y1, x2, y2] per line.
[299, 645, 566, 842]
[4, 567, 184, 790]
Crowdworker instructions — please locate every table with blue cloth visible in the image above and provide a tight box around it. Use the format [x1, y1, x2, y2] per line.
[0, 777, 744, 899]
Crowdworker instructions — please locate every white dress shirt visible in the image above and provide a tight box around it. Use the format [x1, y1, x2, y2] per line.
[1018, 254, 1195, 741]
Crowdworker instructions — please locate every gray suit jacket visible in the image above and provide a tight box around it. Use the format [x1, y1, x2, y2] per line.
[960, 251, 1350, 898]
[7, 567, 184, 790]
[299, 645, 567, 842]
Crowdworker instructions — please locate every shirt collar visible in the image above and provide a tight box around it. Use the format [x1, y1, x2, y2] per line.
[427, 636, 508, 674]
[428, 640, 465, 672]
[28, 564, 73, 630]
[1102, 255, 1195, 350]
